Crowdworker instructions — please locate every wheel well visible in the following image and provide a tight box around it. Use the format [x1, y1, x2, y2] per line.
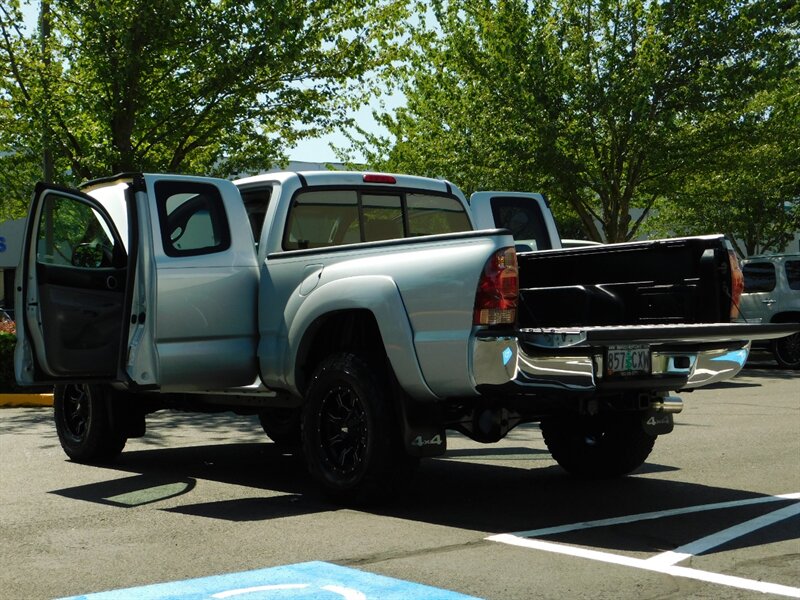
[295, 310, 387, 395]
[771, 312, 800, 324]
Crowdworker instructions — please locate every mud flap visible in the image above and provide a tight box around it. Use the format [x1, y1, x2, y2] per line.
[405, 427, 447, 457]
[393, 384, 447, 458]
[642, 410, 674, 436]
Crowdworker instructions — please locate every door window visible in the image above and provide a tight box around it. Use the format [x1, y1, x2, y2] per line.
[743, 262, 776, 293]
[785, 261, 800, 291]
[37, 194, 121, 268]
[155, 181, 231, 256]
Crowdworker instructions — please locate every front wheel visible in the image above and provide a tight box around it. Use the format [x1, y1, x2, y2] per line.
[541, 414, 655, 478]
[772, 332, 800, 369]
[54, 384, 127, 463]
[302, 352, 408, 504]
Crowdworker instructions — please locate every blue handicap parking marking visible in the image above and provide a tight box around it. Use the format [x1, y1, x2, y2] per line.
[58, 561, 482, 600]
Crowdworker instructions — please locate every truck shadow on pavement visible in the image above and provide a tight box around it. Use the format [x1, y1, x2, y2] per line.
[47, 430, 799, 560]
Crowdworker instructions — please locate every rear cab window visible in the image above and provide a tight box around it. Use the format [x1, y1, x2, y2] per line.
[489, 196, 553, 251]
[283, 187, 471, 250]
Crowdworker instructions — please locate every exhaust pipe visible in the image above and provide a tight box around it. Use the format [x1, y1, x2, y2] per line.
[650, 396, 683, 414]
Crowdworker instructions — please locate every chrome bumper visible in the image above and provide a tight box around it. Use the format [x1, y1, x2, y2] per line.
[472, 335, 751, 393]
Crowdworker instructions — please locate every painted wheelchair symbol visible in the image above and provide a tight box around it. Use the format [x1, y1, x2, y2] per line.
[212, 582, 365, 600]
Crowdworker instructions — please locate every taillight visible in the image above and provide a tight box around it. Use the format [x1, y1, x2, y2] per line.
[728, 249, 744, 320]
[474, 247, 518, 326]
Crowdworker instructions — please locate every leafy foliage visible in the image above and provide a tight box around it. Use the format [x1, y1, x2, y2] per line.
[0, 0, 408, 218]
[645, 73, 800, 257]
[349, 0, 799, 244]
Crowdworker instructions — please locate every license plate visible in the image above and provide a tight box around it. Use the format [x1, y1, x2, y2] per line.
[606, 345, 650, 376]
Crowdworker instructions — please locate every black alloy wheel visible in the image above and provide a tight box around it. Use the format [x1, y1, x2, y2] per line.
[302, 352, 409, 504]
[61, 383, 91, 442]
[317, 384, 368, 477]
[53, 384, 127, 462]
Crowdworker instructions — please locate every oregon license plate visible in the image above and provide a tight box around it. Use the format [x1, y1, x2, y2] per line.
[605, 345, 651, 376]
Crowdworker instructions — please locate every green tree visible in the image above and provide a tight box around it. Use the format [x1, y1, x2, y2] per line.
[646, 75, 800, 257]
[0, 0, 407, 218]
[0, 1, 39, 220]
[350, 0, 798, 243]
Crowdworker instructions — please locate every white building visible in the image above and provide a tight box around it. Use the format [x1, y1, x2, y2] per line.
[0, 218, 26, 316]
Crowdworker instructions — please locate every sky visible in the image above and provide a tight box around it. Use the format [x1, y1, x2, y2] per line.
[18, 2, 396, 165]
[288, 101, 396, 164]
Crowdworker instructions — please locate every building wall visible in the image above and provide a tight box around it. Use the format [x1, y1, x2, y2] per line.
[0, 218, 26, 313]
[0, 218, 25, 270]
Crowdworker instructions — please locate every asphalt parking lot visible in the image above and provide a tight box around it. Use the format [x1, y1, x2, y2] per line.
[1, 359, 798, 599]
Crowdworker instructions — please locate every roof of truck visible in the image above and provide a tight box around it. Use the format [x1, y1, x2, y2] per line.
[234, 170, 458, 195]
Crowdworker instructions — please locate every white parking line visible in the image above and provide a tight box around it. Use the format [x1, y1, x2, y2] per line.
[487, 493, 800, 598]
[510, 492, 800, 538]
[646, 502, 800, 567]
[487, 534, 800, 597]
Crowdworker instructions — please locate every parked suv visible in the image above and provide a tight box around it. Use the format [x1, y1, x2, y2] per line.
[740, 254, 800, 368]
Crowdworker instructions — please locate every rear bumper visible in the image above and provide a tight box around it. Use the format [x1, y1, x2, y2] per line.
[471, 322, 797, 395]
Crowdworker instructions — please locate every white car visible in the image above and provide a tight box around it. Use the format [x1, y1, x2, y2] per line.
[740, 254, 800, 368]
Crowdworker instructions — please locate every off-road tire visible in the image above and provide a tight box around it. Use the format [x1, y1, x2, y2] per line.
[54, 384, 127, 463]
[541, 414, 655, 478]
[301, 352, 409, 504]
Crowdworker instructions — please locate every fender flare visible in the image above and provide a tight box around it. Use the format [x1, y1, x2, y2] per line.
[284, 275, 438, 401]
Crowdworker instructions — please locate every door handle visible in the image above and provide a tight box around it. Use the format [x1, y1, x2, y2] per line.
[761, 299, 776, 305]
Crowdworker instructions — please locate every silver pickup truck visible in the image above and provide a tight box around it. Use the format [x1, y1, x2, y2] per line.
[15, 171, 796, 502]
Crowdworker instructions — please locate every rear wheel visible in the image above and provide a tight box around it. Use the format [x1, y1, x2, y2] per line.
[54, 384, 127, 462]
[302, 352, 409, 504]
[772, 332, 800, 369]
[541, 414, 655, 478]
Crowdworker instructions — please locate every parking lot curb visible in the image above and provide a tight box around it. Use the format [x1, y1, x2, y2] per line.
[0, 393, 53, 408]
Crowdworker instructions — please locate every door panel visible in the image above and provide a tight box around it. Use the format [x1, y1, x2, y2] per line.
[38, 281, 124, 376]
[143, 175, 259, 390]
[21, 185, 131, 381]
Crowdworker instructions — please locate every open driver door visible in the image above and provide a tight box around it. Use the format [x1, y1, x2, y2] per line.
[15, 182, 137, 386]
